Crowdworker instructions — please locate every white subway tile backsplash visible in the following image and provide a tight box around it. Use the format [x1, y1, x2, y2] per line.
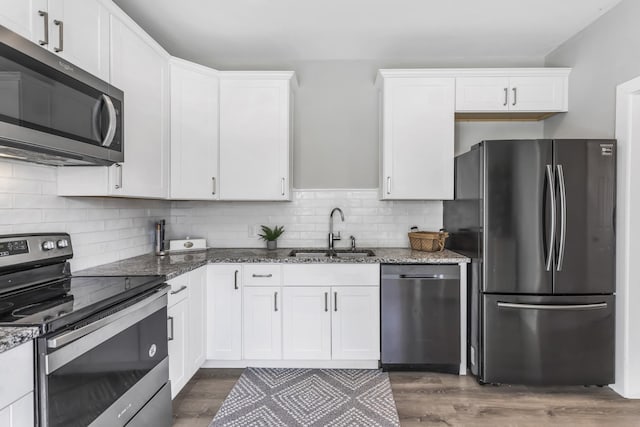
[0, 159, 171, 272]
[169, 189, 442, 249]
[1, 159, 443, 271]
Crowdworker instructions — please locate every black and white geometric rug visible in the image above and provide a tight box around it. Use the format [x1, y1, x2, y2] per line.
[209, 368, 400, 427]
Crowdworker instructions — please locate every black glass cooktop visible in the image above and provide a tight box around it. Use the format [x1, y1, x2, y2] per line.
[0, 275, 165, 333]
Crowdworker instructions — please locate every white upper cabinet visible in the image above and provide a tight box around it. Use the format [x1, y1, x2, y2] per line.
[0, 0, 47, 42]
[455, 77, 510, 112]
[170, 58, 219, 200]
[57, 11, 170, 199]
[109, 16, 168, 198]
[378, 73, 455, 200]
[219, 72, 295, 201]
[455, 69, 569, 113]
[46, 0, 110, 81]
[0, 0, 110, 81]
[507, 75, 567, 112]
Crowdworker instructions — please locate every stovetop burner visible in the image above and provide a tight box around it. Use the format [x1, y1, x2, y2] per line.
[0, 232, 166, 333]
[0, 275, 166, 333]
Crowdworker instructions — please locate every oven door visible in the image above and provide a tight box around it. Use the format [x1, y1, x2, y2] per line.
[0, 25, 123, 166]
[37, 287, 170, 427]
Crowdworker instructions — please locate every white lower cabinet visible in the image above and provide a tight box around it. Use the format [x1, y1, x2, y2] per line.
[168, 298, 188, 399]
[0, 341, 34, 427]
[0, 392, 33, 427]
[331, 286, 380, 360]
[187, 265, 207, 375]
[283, 287, 331, 360]
[243, 286, 282, 360]
[167, 266, 207, 399]
[206, 265, 242, 360]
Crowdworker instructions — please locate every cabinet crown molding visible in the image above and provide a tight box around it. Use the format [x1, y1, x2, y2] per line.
[376, 67, 571, 87]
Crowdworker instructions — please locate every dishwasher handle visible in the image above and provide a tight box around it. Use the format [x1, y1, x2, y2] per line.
[382, 273, 458, 280]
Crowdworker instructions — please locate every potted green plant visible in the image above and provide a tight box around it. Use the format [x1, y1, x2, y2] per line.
[259, 225, 285, 250]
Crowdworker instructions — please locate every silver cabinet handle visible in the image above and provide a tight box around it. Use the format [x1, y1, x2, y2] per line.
[324, 292, 328, 312]
[38, 11, 49, 46]
[512, 87, 517, 106]
[114, 163, 123, 189]
[274, 291, 278, 312]
[503, 87, 508, 106]
[334, 291, 338, 312]
[212, 177, 216, 195]
[234, 270, 239, 290]
[53, 19, 63, 52]
[545, 165, 556, 271]
[167, 316, 174, 341]
[497, 302, 607, 311]
[557, 165, 567, 271]
[101, 94, 117, 147]
[386, 176, 391, 195]
[281, 177, 285, 196]
[170, 285, 187, 295]
[252, 274, 273, 278]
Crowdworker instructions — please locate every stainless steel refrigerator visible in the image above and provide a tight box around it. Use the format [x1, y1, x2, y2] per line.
[444, 139, 616, 385]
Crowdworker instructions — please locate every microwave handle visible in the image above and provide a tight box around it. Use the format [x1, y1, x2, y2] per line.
[101, 94, 118, 147]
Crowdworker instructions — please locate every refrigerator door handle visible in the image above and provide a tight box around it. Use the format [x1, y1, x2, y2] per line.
[545, 165, 556, 271]
[556, 164, 567, 271]
[497, 302, 608, 311]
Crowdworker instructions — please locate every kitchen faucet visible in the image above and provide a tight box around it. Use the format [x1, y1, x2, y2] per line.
[328, 207, 345, 250]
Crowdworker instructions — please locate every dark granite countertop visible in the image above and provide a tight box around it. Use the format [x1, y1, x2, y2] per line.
[0, 326, 40, 354]
[77, 247, 470, 280]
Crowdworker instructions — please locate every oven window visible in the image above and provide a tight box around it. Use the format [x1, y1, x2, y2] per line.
[0, 44, 122, 150]
[46, 307, 167, 427]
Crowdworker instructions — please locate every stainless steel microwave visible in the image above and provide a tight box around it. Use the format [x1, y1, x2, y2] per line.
[0, 25, 123, 166]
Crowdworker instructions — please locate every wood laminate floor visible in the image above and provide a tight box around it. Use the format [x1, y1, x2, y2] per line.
[172, 369, 640, 426]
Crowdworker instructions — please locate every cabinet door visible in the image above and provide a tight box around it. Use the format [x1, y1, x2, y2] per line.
[206, 265, 242, 360]
[283, 287, 331, 360]
[381, 77, 454, 200]
[0, 393, 34, 427]
[509, 76, 567, 112]
[243, 286, 282, 360]
[187, 267, 206, 375]
[110, 16, 169, 198]
[219, 78, 290, 200]
[455, 77, 510, 112]
[47, 0, 110, 81]
[170, 59, 219, 200]
[168, 299, 187, 399]
[332, 286, 380, 360]
[0, 0, 47, 44]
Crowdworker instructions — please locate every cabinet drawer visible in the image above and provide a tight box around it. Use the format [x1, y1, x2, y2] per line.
[282, 264, 379, 287]
[243, 265, 282, 286]
[167, 274, 189, 306]
[0, 341, 33, 410]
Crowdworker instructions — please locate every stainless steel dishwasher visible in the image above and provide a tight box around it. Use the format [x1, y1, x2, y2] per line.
[381, 264, 460, 371]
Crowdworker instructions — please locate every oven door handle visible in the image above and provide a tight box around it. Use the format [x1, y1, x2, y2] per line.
[45, 285, 169, 374]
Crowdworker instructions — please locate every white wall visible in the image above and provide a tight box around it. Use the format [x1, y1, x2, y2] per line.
[455, 121, 544, 156]
[211, 57, 546, 188]
[543, 0, 640, 398]
[0, 159, 171, 272]
[169, 189, 442, 249]
[544, 0, 640, 138]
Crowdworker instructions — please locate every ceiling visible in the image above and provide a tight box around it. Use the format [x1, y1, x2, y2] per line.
[113, 0, 623, 67]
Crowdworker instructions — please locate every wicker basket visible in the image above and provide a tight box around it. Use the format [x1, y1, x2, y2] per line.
[408, 231, 449, 252]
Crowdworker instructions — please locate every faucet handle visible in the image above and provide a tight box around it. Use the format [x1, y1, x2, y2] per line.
[333, 232, 341, 240]
[350, 235, 356, 251]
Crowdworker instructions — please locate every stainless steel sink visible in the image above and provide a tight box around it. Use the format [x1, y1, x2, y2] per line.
[288, 249, 375, 258]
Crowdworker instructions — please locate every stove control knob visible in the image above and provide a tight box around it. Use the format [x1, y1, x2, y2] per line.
[42, 241, 56, 251]
[57, 239, 69, 249]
